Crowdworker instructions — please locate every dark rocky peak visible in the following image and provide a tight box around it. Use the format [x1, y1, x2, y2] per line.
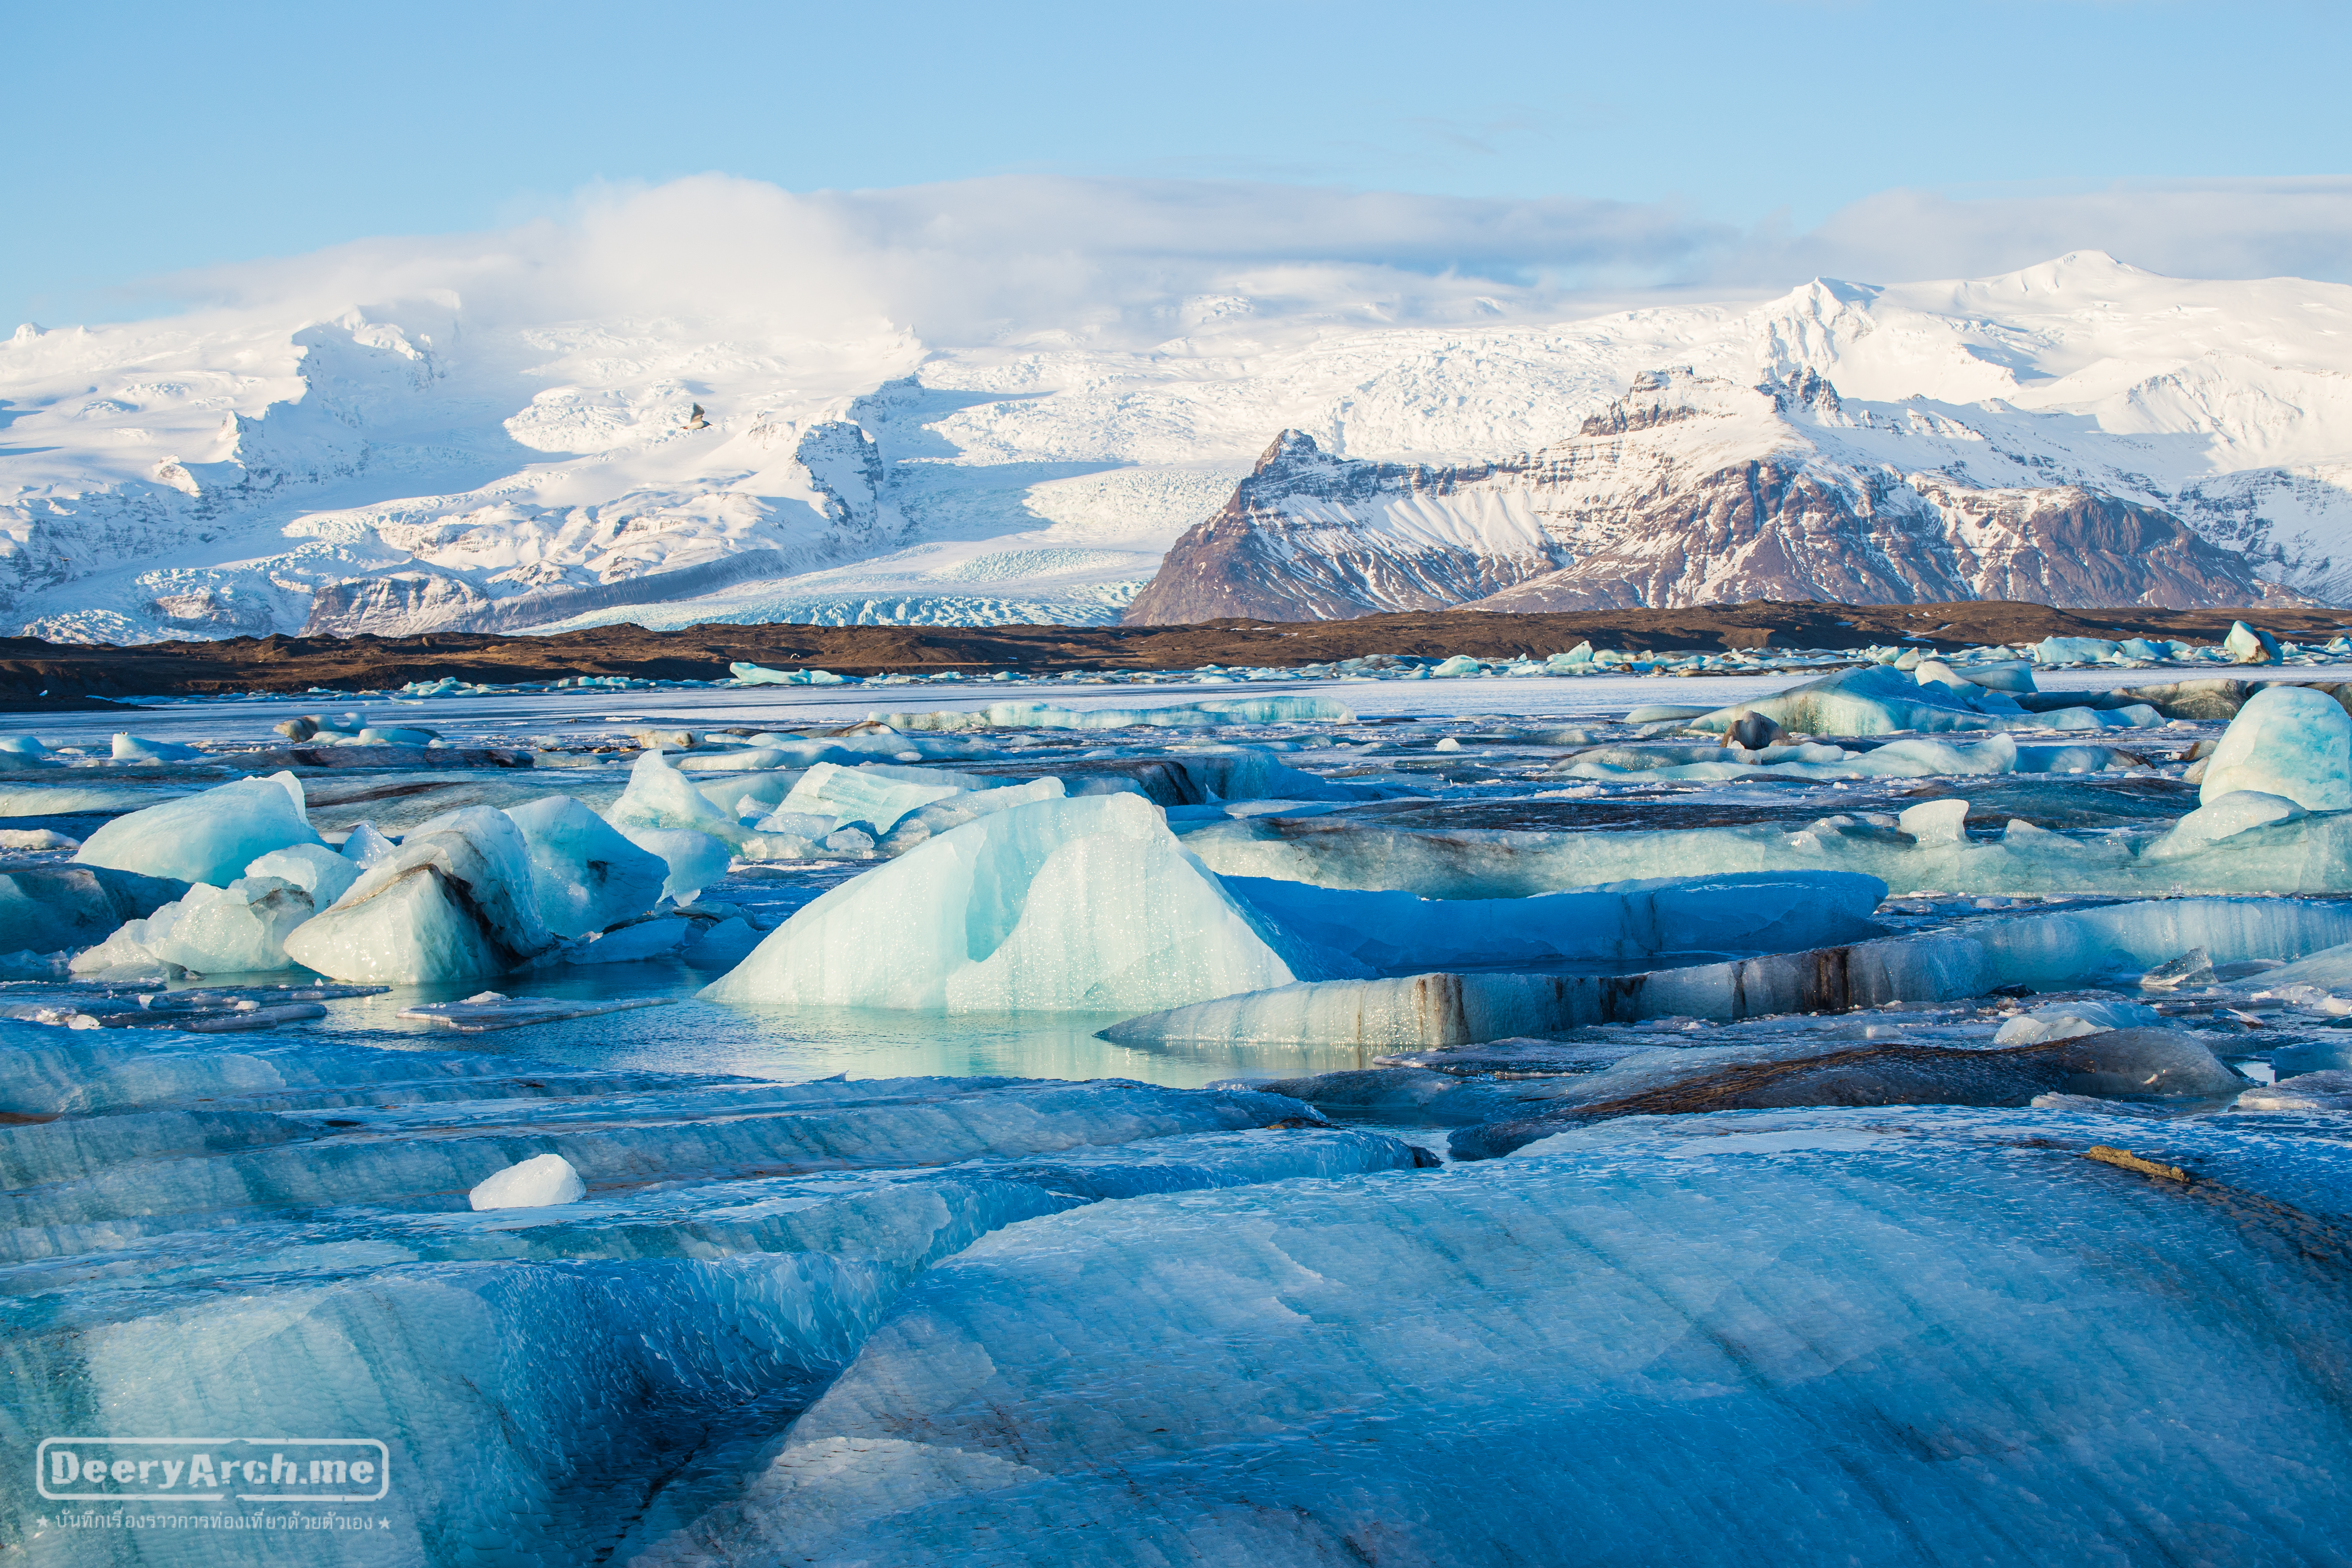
[1578, 367, 1715, 436]
[1762, 366, 1846, 419]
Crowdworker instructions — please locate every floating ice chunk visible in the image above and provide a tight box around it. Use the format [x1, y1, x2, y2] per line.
[2012, 743, 2113, 773]
[1169, 747, 1372, 802]
[2198, 684, 2351, 810]
[1225, 871, 1886, 977]
[2147, 790, 2307, 859]
[283, 806, 554, 983]
[109, 732, 206, 762]
[704, 794, 1315, 1012]
[244, 842, 360, 907]
[341, 821, 397, 867]
[141, 876, 315, 974]
[0, 864, 185, 956]
[608, 747, 756, 850]
[2269, 1040, 2352, 1078]
[777, 762, 972, 833]
[1898, 799, 1970, 843]
[74, 772, 323, 887]
[1105, 897, 2352, 1048]
[2034, 636, 2121, 665]
[873, 696, 1354, 731]
[505, 796, 669, 938]
[1689, 666, 2148, 738]
[1991, 999, 2162, 1045]
[2224, 620, 2282, 664]
[730, 661, 844, 685]
[1956, 660, 2037, 692]
[874, 777, 1067, 856]
[0, 735, 50, 760]
[2139, 948, 2216, 990]
[2235, 1070, 2352, 1112]
[468, 1152, 588, 1210]
[620, 826, 733, 905]
[1623, 704, 1715, 724]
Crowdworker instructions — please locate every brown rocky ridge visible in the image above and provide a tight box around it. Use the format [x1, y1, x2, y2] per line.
[0, 600, 2345, 704]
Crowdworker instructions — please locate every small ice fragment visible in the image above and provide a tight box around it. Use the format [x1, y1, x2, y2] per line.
[2140, 948, 2216, 991]
[1992, 999, 2162, 1046]
[110, 733, 205, 762]
[468, 1153, 587, 1210]
[341, 821, 398, 867]
[2234, 1069, 2352, 1112]
[1897, 799, 1969, 843]
[0, 828, 77, 850]
[1434, 738, 1461, 752]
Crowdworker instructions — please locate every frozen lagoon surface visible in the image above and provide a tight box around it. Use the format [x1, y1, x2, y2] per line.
[10, 660, 2352, 1565]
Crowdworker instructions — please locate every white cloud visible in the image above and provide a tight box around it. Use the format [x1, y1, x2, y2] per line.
[144, 172, 2352, 349]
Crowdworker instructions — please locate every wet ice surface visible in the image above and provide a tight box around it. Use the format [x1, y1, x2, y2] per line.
[13, 662, 2352, 1565]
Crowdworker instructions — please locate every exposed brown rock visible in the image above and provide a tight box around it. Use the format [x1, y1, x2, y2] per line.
[0, 600, 2344, 702]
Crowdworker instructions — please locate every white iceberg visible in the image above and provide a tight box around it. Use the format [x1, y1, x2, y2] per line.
[143, 876, 316, 974]
[619, 826, 733, 905]
[74, 772, 324, 887]
[773, 762, 987, 833]
[110, 732, 206, 762]
[704, 794, 1316, 1012]
[468, 1152, 587, 1210]
[607, 748, 757, 848]
[283, 806, 554, 983]
[2199, 683, 2350, 811]
[505, 796, 670, 938]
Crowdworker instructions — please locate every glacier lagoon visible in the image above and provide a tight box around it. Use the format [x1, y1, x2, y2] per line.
[8, 659, 2352, 1565]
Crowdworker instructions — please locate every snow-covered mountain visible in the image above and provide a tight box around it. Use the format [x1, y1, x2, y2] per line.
[3, 250, 2349, 642]
[1125, 365, 2274, 622]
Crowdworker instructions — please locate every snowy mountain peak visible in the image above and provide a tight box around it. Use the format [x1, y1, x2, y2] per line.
[2, 251, 2349, 640]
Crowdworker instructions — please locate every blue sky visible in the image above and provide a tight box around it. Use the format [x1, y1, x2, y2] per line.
[7, 0, 2349, 329]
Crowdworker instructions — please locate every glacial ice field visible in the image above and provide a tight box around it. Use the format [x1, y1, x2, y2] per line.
[12, 653, 2352, 1565]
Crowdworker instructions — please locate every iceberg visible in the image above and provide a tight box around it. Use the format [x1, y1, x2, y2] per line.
[873, 695, 1356, 731]
[620, 826, 734, 904]
[1225, 870, 1887, 976]
[110, 732, 206, 762]
[505, 796, 670, 937]
[1691, 665, 2158, 737]
[73, 772, 324, 887]
[2224, 619, 2282, 664]
[659, 1107, 2352, 1568]
[142, 876, 317, 974]
[730, 660, 845, 685]
[469, 1152, 588, 1210]
[704, 794, 1318, 1013]
[1183, 799, 2352, 899]
[608, 747, 759, 848]
[283, 806, 554, 982]
[2199, 682, 2351, 810]
[2033, 635, 2121, 665]
[0, 864, 186, 955]
[773, 761, 994, 833]
[1103, 896, 2352, 1048]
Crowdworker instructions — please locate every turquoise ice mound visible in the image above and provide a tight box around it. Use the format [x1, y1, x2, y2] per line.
[505, 795, 670, 938]
[644, 1106, 2352, 1568]
[704, 793, 1328, 1012]
[73, 772, 325, 886]
[1692, 665, 2159, 736]
[2199, 682, 2352, 810]
[284, 805, 553, 982]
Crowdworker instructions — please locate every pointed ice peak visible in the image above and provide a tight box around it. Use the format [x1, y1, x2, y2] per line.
[1256, 429, 1323, 470]
[10, 322, 43, 344]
